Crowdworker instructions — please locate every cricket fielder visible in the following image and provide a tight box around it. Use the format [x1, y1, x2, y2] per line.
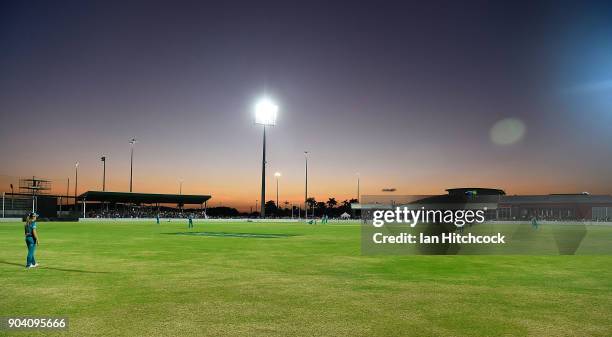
[24, 212, 40, 268]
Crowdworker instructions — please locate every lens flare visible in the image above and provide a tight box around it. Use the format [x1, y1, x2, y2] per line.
[490, 118, 526, 145]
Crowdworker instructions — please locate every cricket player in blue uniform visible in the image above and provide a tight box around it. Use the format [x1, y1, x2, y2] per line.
[188, 214, 194, 229]
[24, 212, 40, 268]
[531, 216, 539, 229]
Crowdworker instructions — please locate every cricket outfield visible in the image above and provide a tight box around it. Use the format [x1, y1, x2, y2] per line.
[1, 221, 611, 336]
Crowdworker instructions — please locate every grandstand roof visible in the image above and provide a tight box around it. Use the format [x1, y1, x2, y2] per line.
[500, 194, 612, 204]
[446, 188, 506, 196]
[77, 191, 211, 204]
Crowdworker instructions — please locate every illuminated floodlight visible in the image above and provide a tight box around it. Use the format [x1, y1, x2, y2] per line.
[254, 98, 278, 125]
[254, 96, 280, 217]
[274, 172, 281, 177]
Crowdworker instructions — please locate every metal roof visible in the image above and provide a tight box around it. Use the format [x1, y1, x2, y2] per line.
[500, 194, 612, 204]
[446, 188, 506, 196]
[77, 191, 211, 204]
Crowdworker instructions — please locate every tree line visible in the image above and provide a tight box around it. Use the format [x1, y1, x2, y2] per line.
[263, 197, 359, 218]
[206, 198, 359, 218]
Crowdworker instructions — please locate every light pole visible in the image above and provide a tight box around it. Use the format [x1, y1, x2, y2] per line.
[179, 178, 184, 195]
[101, 155, 107, 191]
[254, 97, 278, 217]
[304, 151, 309, 219]
[10, 184, 14, 209]
[274, 172, 281, 210]
[129, 138, 137, 192]
[356, 172, 360, 203]
[74, 162, 79, 203]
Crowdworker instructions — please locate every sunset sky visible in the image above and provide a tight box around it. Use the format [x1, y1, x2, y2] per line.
[2, 1, 612, 210]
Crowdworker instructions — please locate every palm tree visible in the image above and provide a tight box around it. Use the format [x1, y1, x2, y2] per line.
[341, 199, 351, 209]
[264, 200, 277, 216]
[348, 198, 360, 218]
[326, 197, 338, 209]
[306, 197, 317, 208]
[305, 197, 317, 218]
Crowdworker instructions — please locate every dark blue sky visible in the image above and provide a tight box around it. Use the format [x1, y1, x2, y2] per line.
[1, 1, 612, 208]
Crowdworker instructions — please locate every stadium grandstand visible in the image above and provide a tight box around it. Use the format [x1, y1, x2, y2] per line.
[77, 191, 211, 219]
[1, 181, 211, 220]
[354, 188, 612, 221]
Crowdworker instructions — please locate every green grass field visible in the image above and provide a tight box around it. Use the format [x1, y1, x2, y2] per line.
[1, 221, 611, 336]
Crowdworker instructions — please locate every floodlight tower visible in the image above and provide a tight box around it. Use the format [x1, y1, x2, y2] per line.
[129, 138, 137, 192]
[10, 184, 14, 209]
[356, 172, 360, 203]
[274, 172, 281, 209]
[74, 162, 79, 202]
[101, 155, 107, 191]
[304, 151, 309, 219]
[254, 97, 278, 217]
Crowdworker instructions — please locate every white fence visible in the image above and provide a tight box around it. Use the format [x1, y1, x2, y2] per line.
[0, 218, 23, 223]
[78, 218, 361, 223]
[78, 218, 298, 223]
[486, 220, 612, 226]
